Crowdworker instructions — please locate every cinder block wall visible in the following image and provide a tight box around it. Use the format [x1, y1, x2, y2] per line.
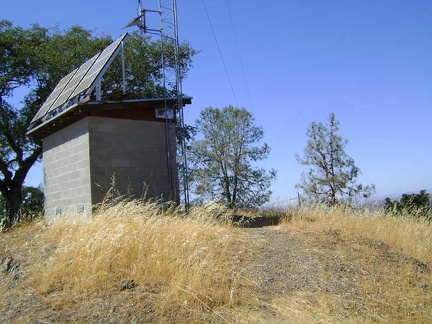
[43, 118, 92, 221]
[88, 117, 178, 204]
[43, 116, 178, 220]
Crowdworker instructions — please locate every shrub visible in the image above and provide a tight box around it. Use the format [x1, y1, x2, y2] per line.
[384, 190, 432, 220]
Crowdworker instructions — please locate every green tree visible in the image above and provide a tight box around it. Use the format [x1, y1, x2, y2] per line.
[296, 112, 375, 205]
[189, 106, 276, 208]
[0, 185, 44, 228]
[20, 185, 44, 219]
[0, 21, 196, 229]
[101, 31, 196, 100]
[0, 21, 112, 229]
[384, 190, 431, 219]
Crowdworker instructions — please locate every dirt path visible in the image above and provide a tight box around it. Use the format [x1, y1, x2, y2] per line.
[245, 227, 324, 294]
[1, 223, 431, 323]
[233, 226, 431, 323]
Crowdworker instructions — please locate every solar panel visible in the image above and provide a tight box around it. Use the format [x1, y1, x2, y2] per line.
[48, 54, 100, 114]
[70, 35, 127, 99]
[30, 33, 129, 126]
[30, 68, 78, 123]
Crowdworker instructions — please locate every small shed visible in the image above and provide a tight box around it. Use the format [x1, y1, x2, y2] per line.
[27, 34, 191, 221]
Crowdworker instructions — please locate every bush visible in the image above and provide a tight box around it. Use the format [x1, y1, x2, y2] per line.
[384, 190, 432, 220]
[0, 185, 44, 228]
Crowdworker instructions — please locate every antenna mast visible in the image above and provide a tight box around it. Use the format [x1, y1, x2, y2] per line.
[128, 0, 190, 208]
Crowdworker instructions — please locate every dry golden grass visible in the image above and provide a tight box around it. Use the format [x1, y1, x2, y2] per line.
[25, 200, 256, 322]
[274, 205, 432, 323]
[284, 204, 432, 265]
[1, 202, 431, 323]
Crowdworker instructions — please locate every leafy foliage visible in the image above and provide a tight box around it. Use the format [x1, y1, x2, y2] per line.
[1, 185, 44, 229]
[384, 190, 432, 220]
[0, 21, 112, 228]
[102, 31, 197, 100]
[296, 112, 375, 205]
[189, 106, 276, 208]
[20, 185, 44, 218]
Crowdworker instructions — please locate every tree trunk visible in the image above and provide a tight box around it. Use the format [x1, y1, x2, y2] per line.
[2, 186, 22, 230]
[0, 147, 42, 230]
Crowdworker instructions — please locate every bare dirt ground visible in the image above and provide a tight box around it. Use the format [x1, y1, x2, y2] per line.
[233, 226, 431, 323]
[1, 223, 431, 323]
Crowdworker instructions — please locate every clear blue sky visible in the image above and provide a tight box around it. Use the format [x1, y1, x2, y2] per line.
[4, 0, 432, 205]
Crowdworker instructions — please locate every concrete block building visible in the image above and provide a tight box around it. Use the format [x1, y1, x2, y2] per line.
[27, 34, 191, 220]
[29, 99, 190, 221]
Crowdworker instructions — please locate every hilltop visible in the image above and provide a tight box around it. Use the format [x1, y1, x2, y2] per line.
[1, 203, 431, 323]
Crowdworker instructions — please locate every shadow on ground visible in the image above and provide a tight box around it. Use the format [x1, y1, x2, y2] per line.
[231, 214, 281, 228]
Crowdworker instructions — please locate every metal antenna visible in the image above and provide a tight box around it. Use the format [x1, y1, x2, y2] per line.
[126, 0, 190, 208]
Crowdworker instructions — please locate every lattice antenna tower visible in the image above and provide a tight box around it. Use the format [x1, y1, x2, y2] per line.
[126, 0, 189, 207]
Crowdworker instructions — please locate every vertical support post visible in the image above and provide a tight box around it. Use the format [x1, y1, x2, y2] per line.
[132, 0, 190, 207]
[172, 0, 190, 208]
[121, 40, 126, 95]
[96, 81, 101, 101]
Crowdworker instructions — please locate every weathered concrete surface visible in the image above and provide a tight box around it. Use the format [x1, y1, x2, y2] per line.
[43, 118, 92, 221]
[43, 116, 178, 220]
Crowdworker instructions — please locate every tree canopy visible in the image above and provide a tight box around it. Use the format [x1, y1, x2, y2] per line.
[101, 31, 196, 100]
[384, 190, 431, 220]
[296, 112, 375, 205]
[189, 106, 276, 208]
[0, 20, 196, 229]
